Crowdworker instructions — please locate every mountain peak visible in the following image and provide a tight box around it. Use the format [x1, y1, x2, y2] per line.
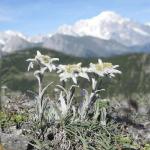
[92, 11, 129, 25]
[57, 10, 129, 39]
[96, 11, 122, 20]
[3, 30, 27, 40]
[57, 10, 150, 46]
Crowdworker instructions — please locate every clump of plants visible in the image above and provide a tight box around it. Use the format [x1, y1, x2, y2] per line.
[25, 51, 124, 149]
[0, 110, 27, 132]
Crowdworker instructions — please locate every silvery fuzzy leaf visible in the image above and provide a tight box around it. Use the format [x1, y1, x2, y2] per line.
[27, 62, 34, 71]
[51, 58, 59, 62]
[71, 105, 76, 122]
[59, 92, 67, 116]
[100, 107, 107, 126]
[72, 75, 77, 84]
[56, 85, 68, 95]
[92, 78, 97, 90]
[40, 82, 53, 99]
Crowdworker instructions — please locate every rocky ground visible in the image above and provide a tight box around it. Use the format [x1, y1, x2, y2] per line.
[0, 94, 150, 150]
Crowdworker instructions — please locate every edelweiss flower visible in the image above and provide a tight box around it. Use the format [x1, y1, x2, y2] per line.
[26, 51, 59, 73]
[89, 59, 121, 77]
[57, 63, 89, 84]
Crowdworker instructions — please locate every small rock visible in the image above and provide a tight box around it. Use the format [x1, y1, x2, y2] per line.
[0, 132, 28, 150]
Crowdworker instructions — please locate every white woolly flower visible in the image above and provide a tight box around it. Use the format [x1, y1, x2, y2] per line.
[26, 51, 59, 73]
[89, 59, 121, 77]
[57, 63, 89, 84]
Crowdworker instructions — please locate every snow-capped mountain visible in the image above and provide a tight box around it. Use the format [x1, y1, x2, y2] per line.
[0, 31, 51, 54]
[0, 30, 32, 54]
[1, 11, 150, 58]
[28, 34, 52, 43]
[57, 11, 150, 46]
[0, 30, 48, 57]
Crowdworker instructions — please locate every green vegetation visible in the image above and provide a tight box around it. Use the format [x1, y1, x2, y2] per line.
[0, 111, 28, 130]
[1, 47, 150, 96]
[1, 50, 150, 150]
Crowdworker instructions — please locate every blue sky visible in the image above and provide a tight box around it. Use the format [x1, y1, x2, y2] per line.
[0, 0, 150, 36]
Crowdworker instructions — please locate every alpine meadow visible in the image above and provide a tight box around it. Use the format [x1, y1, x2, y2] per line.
[1, 1, 150, 150]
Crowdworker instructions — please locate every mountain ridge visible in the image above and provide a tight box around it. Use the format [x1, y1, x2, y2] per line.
[1, 11, 150, 57]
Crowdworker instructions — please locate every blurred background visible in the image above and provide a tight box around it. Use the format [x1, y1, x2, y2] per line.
[0, 0, 150, 99]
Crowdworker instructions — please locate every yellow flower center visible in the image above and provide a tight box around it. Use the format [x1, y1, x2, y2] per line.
[103, 62, 113, 69]
[95, 62, 112, 71]
[66, 64, 81, 73]
[95, 64, 103, 71]
[41, 55, 50, 64]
